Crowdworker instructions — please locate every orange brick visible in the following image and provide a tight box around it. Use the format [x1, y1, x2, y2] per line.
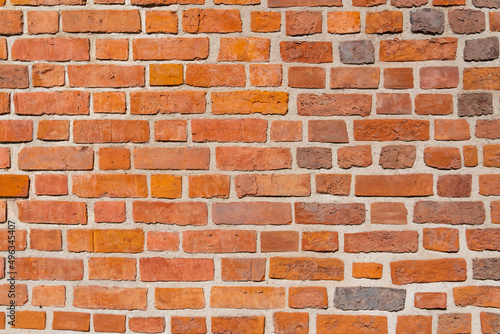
[186, 64, 245, 87]
[73, 286, 147, 310]
[0, 11, 23, 35]
[0, 39, 5, 60]
[32, 286, 65, 307]
[32, 64, 64, 87]
[212, 91, 288, 115]
[183, 9, 242, 33]
[380, 37, 457, 61]
[89, 257, 136, 280]
[93, 92, 126, 114]
[261, 231, 299, 252]
[0, 175, 29, 197]
[147, 231, 179, 251]
[18, 201, 86, 225]
[35, 174, 67, 196]
[99, 147, 130, 170]
[155, 288, 205, 309]
[415, 292, 447, 309]
[218, 37, 270, 62]
[397, 316, 432, 334]
[150, 64, 183, 86]
[73, 174, 148, 198]
[131, 91, 205, 115]
[274, 312, 309, 334]
[16, 257, 83, 280]
[62, 10, 141, 33]
[289, 287, 328, 309]
[384, 68, 413, 89]
[352, 262, 383, 279]
[133, 38, 209, 61]
[133, 201, 207, 226]
[317, 315, 387, 333]
[94, 201, 126, 223]
[286, 11, 321, 36]
[366, 10, 403, 34]
[331, 67, 379, 89]
[94, 314, 126, 333]
[53, 312, 90, 331]
[211, 286, 285, 309]
[289, 66, 326, 88]
[151, 174, 182, 199]
[154, 120, 187, 142]
[93, 229, 144, 253]
[12, 37, 90, 62]
[212, 317, 264, 334]
[134, 147, 209, 170]
[30, 229, 62, 251]
[140, 258, 214, 282]
[221, 258, 265, 281]
[13, 311, 46, 330]
[302, 231, 339, 252]
[15, 91, 89, 115]
[182, 229, 256, 253]
[68, 65, 144, 88]
[250, 64, 282, 87]
[391, 259, 466, 284]
[0, 284, 27, 305]
[435, 119, 470, 140]
[328, 11, 360, 34]
[96, 39, 128, 60]
[270, 257, 344, 280]
[271, 120, 301, 141]
[235, 174, 310, 197]
[251, 11, 281, 32]
[171, 317, 207, 334]
[145, 10, 178, 34]
[189, 174, 230, 199]
[129, 317, 165, 334]
[0, 229, 27, 251]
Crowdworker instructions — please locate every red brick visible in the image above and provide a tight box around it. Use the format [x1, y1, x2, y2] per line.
[435, 120, 470, 140]
[131, 91, 206, 115]
[37, 120, 69, 141]
[345, 230, 418, 253]
[183, 229, 256, 253]
[352, 262, 383, 279]
[415, 292, 447, 309]
[96, 39, 128, 60]
[12, 38, 89, 61]
[27, 11, 58, 34]
[186, 64, 245, 87]
[331, 67, 379, 89]
[492, 202, 500, 224]
[133, 201, 207, 225]
[337, 145, 372, 168]
[317, 315, 387, 333]
[221, 258, 265, 281]
[481, 312, 500, 334]
[62, 10, 140, 33]
[298, 93, 372, 116]
[18, 201, 86, 225]
[274, 312, 308, 334]
[171, 317, 206, 334]
[297, 147, 332, 169]
[235, 174, 311, 197]
[416, 94, 453, 116]
[0, 284, 27, 305]
[74, 120, 148, 143]
[391, 258, 466, 284]
[280, 41, 333, 63]
[212, 202, 292, 225]
[150, 64, 183, 86]
[308, 120, 348, 143]
[94, 314, 126, 333]
[73, 286, 147, 310]
[68, 65, 144, 88]
[286, 11, 321, 35]
[0, 11, 23, 35]
[437, 174, 472, 198]
[271, 120, 301, 141]
[302, 231, 339, 252]
[477, 120, 500, 139]
[212, 317, 265, 334]
[251, 11, 281, 32]
[19, 146, 93, 171]
[15, 91, 89, 115]
[466, 228, 500, 251]
[32, 286, 65, 307]
[438, 314, 471, 334]
[32, 64, 64, 87]
[134, 147, 208, 170]
[250, 64, 282, 87]
[95, 201, 126, 223]
[189, 174, 229, 199]
[151, 175, 182, 199]
[354, 119, 429, 141]
[12, 311, 46, 330]
[396, 316, 432, 334]
[99, 147, 130, 170]
[380, 38, 457, 61]
[73, 174, 148, 198]
[414, 201, 484, 225]
[384, 68, 413, 89]
[67, 229, 93, 252]
[129, 317, 165, 334]
[371, 202, 407, 225]
[0, 92, 8, 114]
[356, 174, 433, 197]
[53, 312, 90, 331]
[154, 120, 187, 142]
[16, 257, 83, 280]
[0, 175, 29, 197]
[295, 202, 364, 225]
[147, 231, 179, 251]
[183, 9, 242, 33]
[0, 65, 28, 89]
[89, 257, 136, 280]
[30, 229, 61, 251]
[145, 10, 178, 34]
[216, 147, 291, 171]
[420, 66, 459, 89]
[140, 258, 214, 281]
[270, 257, 343, 280]
[423, 228, 459, 252]
[35, 174, 67, 196]
[289, 66, 326, 88]
[366, 11, 403, 34]
[211, 286, 285, 309]
[133, 38, 209, 60]
[376, 93, 411, 115]
[218, 37, 270, 62]
[261, 231, 299, 252]
[289, 286, 328, 308]
[192, 119, 266, 143]
[424, 147, 462, 169]
[212, 91, 288, 115]
[328, 11, 361, 33]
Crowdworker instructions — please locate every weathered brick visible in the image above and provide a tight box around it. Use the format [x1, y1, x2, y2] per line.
[424, 147, 462, 169]
[437, 174, 472, 197]
[316, 174, 351, 196]
[286, 11, 322, 35]
[379, 145, 416, 169]
[133, 201, 207, 225]
[391, 258, 467, 284]
[129, 317, 165, 334]
[89, 257, 136, 280]
[366, 11, 403, 34]
[414, 201, 484, 225]
[62, 10, 140, 33]
[235, 174, 311, 197]
[280, 41, 333, 63]
[99, 147, 130, 170]
[420, 66, 459, 89]
[288, 66, 326, 88]
[454, 286, 500, 308]
[94, 201, 126, 223]
[32, 286, 65, 307]
[250, 64, 282, 87]
[17, 257, 83, 280]
[423, 227, 459, 252]
[458, 93, 493, 117]
[308, 120, 348, 143]
[212, 317, 265, 334]
[384, 68, 413, 89]
[96, 39, 128, 60]
[477, 120, 500, 139]
[328, 11, 361, 33]
[356, 174, 433, 196]
[0, 65, 28, 89]
[0, 120, 33, 143]
[481, 313, 500, 334]
[183, 9, 242, 33]
[147, 231, 179, 251]
[186, 64, 245, 87]
[289, 287, 328, 308]
[15, 91, 89, 116]
[298, 93, 372, 116]
[411, 8, 444, 34]
[261, 231, 299, 252]
[473, 258, 500, 280]
[269, 0, 341, 5]
[449, 9, 485, 34]
[145, 10, 177, 34]
[171, 317, 206, 334]
[183, 229, 256, 253]
[251, 11, 281, 32]
[345, 231, 418, 253]
[93, 92, 125, 114]
[339, 40, 375, 64]
[19, 147, 93, 171]
[295, 202, 365, 225]
[334, 287, 406, 311]
[464, 68, 500, 90]
[354, 119, 429, 141]
[270, 257, 344, 280]
[435, 120, 470, 141]
[466, 228, 500, 251]
[53, 312, 90, 331]
[464, 37, 499, 61]
[397, 316, 432, 334]
[0, 11, 23, 35]
[154, 120, 187, 142]
[94, 314, 126, 333]
[380, 37, 457, 61]
[297, 147, 332, 169]
[30, 229, 61, 251]
[271, 120, 301, 141]
[211, 286, 285, 309]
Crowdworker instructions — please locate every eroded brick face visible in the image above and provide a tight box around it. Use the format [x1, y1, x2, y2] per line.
[0, 0, 497, 331]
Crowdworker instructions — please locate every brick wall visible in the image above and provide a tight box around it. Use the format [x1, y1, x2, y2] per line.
[0, 0, 499, 332]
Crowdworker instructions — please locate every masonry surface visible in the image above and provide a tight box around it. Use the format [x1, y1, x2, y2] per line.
[0, 0, 499, 332]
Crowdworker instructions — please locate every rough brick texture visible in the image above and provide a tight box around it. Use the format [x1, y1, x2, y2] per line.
[0, 0, 495, 331]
